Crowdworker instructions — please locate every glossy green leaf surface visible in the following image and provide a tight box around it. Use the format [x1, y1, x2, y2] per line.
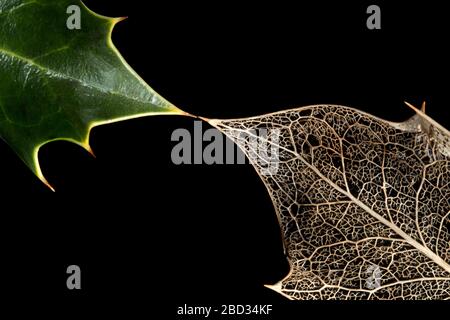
[0, 0, 181, 188]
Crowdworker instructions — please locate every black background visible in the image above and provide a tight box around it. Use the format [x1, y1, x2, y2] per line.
[1, 0, 449, 317]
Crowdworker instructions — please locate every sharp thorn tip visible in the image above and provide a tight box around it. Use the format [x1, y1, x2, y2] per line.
[87, 146, 96, 158]
[43, 179, 55, 192]
[421, 101, 426, 113]
[404, 101, 420, 112]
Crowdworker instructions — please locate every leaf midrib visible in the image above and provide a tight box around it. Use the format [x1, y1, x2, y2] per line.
[0, 47, 152, 106]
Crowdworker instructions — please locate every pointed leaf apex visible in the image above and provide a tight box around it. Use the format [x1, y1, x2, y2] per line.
[113, 16, 128, 25]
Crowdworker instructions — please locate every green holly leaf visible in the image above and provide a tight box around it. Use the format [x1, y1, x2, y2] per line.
[0, 0, 183, 189]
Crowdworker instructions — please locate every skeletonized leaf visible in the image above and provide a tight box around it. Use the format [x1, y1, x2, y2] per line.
[0, 0, 183, 188]
[210, 104, 450, 300]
